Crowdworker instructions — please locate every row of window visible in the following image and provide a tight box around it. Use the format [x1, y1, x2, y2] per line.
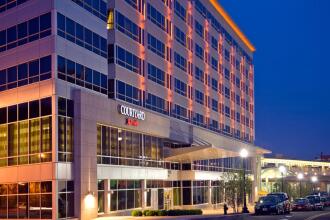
[0, 181, 52, 219]
[0, 55, 51, 92]
[113, 45, 144, 75]
[97, 124, 171, 168]
[115, 11, 144, 44]
[0, 0, 29, 13]
[57, 13, 107, 58]
[57, 56, 107, 95]
[71, 0, 107, 21]
[0, 12, 51, 53]
[112, 80, 253, 142]
[147, 3, 171, 35]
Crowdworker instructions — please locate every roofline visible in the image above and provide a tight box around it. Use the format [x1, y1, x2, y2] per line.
[209, 0, 256, 52]
[262, 157, 330, 166]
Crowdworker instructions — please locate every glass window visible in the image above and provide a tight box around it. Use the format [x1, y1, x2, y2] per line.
[18, 63, 28, 80]
[29, 100, 40, 118]
[17, 22, 28, 39]
[7, 66, 17, 83]
[40, 12, 51, 31]
[7, 26, 17, 43]
[57, 13, 65, 31]
[28, 17, 39, 35]
[66, 60, 75, 76]
[8, 105, 17, 123]
[18, 102, 28, 120]
[40, 55, 51, 74]
[58, 56, 66, 73]
[0, 108, 6, 124]
[41, 97, 52, 116]
[29, 59, 39, 77]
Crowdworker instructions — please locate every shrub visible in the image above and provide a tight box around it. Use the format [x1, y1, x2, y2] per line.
[157, 210, 168, 216]
[131, 210, 143, 216]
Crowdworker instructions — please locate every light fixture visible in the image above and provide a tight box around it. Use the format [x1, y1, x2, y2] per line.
[311, 176, 318, 183]
[279, 165, 286, 174]
[297, 173, 304, 180]
[240, 149, 248, 158]
[84, 191, 95, 209]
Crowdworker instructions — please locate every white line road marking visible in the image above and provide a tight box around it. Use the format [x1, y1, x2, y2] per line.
[279, 218, 288, 220]
[304, 212, 330, 220]
[285, 216, 292, 218]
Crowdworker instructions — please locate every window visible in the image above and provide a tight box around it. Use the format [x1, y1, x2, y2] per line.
[212, 99, 218, 112]
[174, 52, 187, 72]
[195, 20, 203, 38]
[57, 56, 107, 95]
[0, 181, 52, 219]
[174, 78, 187, 97]
[195, 90, 204, 105]
[0, 12, 51, 53]
[116, 46, 143, 75]
[172, 104, 188, 122]
[147, 3, 165, 31]
[147, 63, 165, 86]
[116, 80, 141, 106]
[225, 106, 230, 117]
[71, 0, 107, 21]
[211, 57, 218, 71]
[224, 49, 230, 61]
[211, 36, 218, 51]
[174, 0, 186, 22]
[0, 0, 30, 14]
[224, 87, 230, 99]
[147, 34, 165, 58]
[174, 26, 186, 47]
[124, 0, 145, 14]
[58, 181, 74, 219]
[195, 66, 204, 83]
[146, 93, 168, 115]
[0, 98, 52, 167]
[224, 68, 230, 80]
[192, 112, 204, 127]
[195, 44, 204, 60]
[211, 78, 218, 91]
[108, 180, 142, 211]
[115, 11, 143, 44]
[58, 97, 74, 162]
[57, 13, 107, 58]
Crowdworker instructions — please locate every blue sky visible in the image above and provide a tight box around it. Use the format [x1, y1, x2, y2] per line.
[219, 0, 330, 159]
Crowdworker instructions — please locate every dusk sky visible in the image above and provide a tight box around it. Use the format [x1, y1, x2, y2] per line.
[219, 0, 330, 160]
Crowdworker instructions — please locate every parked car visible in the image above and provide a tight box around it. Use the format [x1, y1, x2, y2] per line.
[255, 195, 285, 215]
[292, 198, 313, 211]
[306, 195, 324, 210]
[325, 197, 330, 207]
[267, 192, 291, 214]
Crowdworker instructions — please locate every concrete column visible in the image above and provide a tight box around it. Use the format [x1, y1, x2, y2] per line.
[73, 90, 98, 220]
[104, 179, 110, 214]
[142, 179, 147, 210]
[208, 180, 212, 206]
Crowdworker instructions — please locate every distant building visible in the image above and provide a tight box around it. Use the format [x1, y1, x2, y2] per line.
[261, 157, 330, 196]
[316, 152, 330, 162]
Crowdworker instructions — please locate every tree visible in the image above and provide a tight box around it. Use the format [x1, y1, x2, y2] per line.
[223, 171, 252, 213]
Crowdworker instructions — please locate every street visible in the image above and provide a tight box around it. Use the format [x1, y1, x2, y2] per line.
[202, 207, 330, 220]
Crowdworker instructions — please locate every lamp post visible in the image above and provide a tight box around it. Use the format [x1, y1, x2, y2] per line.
[240, 149, 249, 213]
[279, 165, 286, 192]
[297, 173, 304, 198]
[311, 176, 318, 193]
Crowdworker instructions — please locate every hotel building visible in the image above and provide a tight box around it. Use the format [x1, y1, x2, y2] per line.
[0, 0, 268, 219]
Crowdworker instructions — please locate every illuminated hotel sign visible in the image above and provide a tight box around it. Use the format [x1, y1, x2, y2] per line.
[118, 104, 145, 126]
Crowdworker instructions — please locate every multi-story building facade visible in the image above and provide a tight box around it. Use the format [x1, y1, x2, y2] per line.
[0, 0, 268, 219]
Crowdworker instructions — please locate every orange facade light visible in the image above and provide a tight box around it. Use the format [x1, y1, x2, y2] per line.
[209, 0, 255, 52]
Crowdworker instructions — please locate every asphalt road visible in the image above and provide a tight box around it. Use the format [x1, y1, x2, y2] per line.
[204, 207, 330, 220]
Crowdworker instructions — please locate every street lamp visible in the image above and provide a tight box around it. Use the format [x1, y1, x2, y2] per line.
[279, 165, 286, 192]
[297, 173, 304, 197]
[240, 149, 249, 213]
[311, 176, 318, 193]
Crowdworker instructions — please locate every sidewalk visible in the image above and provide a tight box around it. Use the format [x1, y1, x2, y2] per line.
[96, 205, 255, 220]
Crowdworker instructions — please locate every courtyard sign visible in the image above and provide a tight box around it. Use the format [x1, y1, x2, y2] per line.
[118, 104, 146, 121]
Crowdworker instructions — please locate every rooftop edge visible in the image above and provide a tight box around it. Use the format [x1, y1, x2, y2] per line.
[209, 0, 256, 52]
